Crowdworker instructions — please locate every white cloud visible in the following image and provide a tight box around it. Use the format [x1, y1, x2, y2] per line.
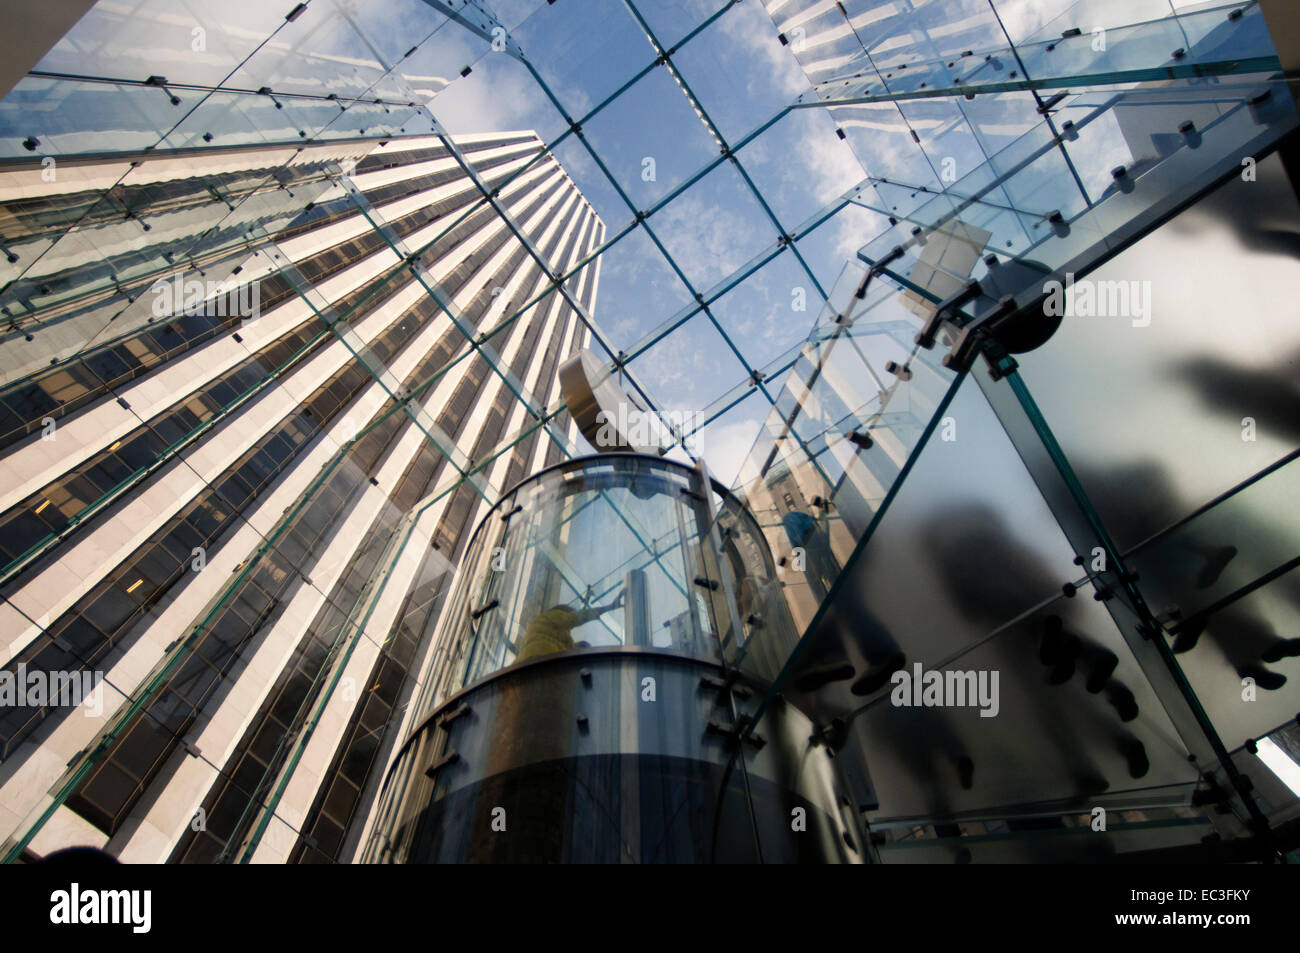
[716, 0, 811, 101]
[429, 55, 552, 133]
[699, 409, 766, 486]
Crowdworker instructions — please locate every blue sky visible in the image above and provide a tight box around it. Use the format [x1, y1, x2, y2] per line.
[426, 0, 879, 482]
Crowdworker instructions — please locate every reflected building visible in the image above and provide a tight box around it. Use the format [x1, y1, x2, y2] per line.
[0, 116, 605, 860]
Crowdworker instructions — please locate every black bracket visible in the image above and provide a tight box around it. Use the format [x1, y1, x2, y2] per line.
[916, 279, 981, 350]
[846, 430, 873, 450]
[1037, 91, 1068, 114]
[867, 245, 905, 276]
[437, 703, 471, 731]
[424, 751, 459, 779]
[699, 672, 752, 701]
[706, 717, 766, 750]
[941, 294, 1019, 375]
[979, 335, 1018, 381]
[884, 360, 912, 381]
[470, 598, 499, 620]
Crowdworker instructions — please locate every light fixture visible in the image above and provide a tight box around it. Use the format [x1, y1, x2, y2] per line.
[1256, 737, 1300, 798]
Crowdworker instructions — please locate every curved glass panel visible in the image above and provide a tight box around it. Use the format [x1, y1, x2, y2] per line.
[422, 453, 796, 711]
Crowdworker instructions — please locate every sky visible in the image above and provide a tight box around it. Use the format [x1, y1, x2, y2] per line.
[423, 0, 877, 485]
[416, 0, 1225, 486]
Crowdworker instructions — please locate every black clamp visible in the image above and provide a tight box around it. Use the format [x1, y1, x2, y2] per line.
[470, 598, 499, 620]
[699, 673, 752, 701]
[437, 703, 471, 731]
[706, 716, 766, 750]
[916, 279, 981, 350]
[941, 296, 1018, 375]
[867, 245, 905, 276]
[884, 360, 912, 382]
[424, 751, 459, 779]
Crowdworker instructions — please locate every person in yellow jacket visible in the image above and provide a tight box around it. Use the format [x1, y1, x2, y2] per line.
[517, 590, 625, 661]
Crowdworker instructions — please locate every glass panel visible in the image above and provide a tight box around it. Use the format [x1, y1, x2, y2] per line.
[436, 456, 719, 698]
[2, 0, 1297, 865]
[1015, 152, 1300, 552]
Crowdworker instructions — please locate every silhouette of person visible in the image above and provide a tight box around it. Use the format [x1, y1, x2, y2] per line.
[517, 591, 625, 661]
[781, 509, 840, 602]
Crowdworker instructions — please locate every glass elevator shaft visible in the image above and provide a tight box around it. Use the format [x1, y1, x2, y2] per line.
[362, 453, 866, 863]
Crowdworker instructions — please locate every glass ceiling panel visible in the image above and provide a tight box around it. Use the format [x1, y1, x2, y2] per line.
[426, 33, 570, 141]
[737, 107, 868, 227]
[662, 0, 812, 145]
[631, 0, 736, 49]
[578, 63, 725, 209]
[0, 77, 210, 159]
[651, 160, 778, 291]
[992, 0, 1173, 46]
[560, 222, 694, 356]
[511, 0, 653, 120]
[33, 0, 290, 87]
[794, 200, 892, 289]
[5, 0, 1294, 510]
[707, 249, 818, 371]
[484, 0, 549, 32]
[631, 310, 750, 414]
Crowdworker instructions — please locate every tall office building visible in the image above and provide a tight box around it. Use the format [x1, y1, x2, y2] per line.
[0, 124, 605, 862]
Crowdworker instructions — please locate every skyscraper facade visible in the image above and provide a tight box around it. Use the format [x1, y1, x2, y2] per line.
[0, 127, 604, 863]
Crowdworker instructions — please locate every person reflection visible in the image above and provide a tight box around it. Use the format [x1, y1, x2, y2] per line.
[467, 589, 623, 861]
[1072, 455, 1300, 690]
[922, 503, 1142, 788]
[781, 508, 840, 602]
[517, 591, 625, 660]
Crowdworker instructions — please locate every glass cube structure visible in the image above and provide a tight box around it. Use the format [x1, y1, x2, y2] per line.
[0, 0, 1296, 863]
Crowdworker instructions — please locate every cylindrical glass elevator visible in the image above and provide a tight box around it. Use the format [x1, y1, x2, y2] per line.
[363, 454, 864, 863]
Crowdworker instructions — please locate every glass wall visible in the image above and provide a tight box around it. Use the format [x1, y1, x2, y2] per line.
[1, 0, 1296, 863]
[415, 452, 799, 716]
